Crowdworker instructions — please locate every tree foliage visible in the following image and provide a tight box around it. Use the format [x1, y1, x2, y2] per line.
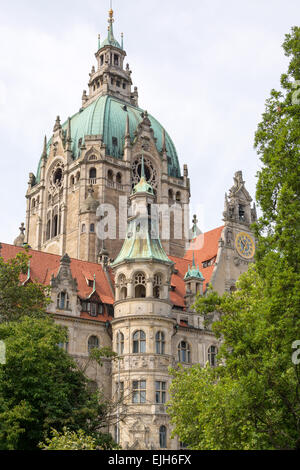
[168, 27, 300, 450]
[39, 427, 100, 451]
[0, 250, 50, 322]
[0, 317, 117, 450]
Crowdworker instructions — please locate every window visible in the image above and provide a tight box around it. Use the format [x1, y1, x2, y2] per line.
[116, 172, 122, 184]
[112, 136, 118, 147]
[155, 331, 165, 355]
[178, 341, 191, 363]
[32, 198, 36, 208]
[90, 303, 97, 317]
[53, 168, 62, 185]
[132, 380, 146, 403]
[108, 169, 114, 182]
[90, 223, 95, 233]
[159, 426, 167, 448]
[52, 214, 59, 237]
[88, 336, 99, 354]
[46, 219, 51, 241]
[100, 55, 104, 66]
[114, 54, 119, 66]
[208, 345, 218, 367]
[134, 272, 146, 298]
[57, 292, 70, 310]
[239, 204, 245, 222]
[155, 381, 166, 404]
[153, 274, 162, 299]
[70, 175, 75, 185]
[176, 191, 181, 202]
[122, 83, 126, 90]
[116, 80, 121, 88]
[116, 381, 124, 399]
[133, 330, 146, 353]
[117, 331, 124, 355]
[89, 168, 97, 179]
[81, 224, 86, 233]
[76, 171, 80, 182]
[168, 189, 173, 201]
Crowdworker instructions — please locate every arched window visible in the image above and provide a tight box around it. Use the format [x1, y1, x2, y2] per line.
[57, 292, 70, 310]
[168, 189, 173, 201]
[178, 341, 191, 363]
[116, 172, 122, 184]
[46, 219, 51, 241]
[153, 274, 163, 299]
[81, 224, 86, 233]
[208, 345, 218, 367]
[134, 272, 146, 298]
[155, 331, 165, 355]
[76, 171, 80, 182]
[176, 191, 181, 202]
[133, 330, 146, 353]
[108, 169, 114, 182]
[116, 331, 124, 355]
[119, 274, 127, 300]
[159, 426, 167, 448]
[70, 175, 75, 185]
[52, 214, 58, 237]
[89, 168, 97, 179]
[90, 223, 95, 233]
[88, 335, 99, 354]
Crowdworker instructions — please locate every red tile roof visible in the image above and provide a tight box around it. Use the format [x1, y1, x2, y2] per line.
[0, 226, 223, 311]
[0, 244, 114, 305]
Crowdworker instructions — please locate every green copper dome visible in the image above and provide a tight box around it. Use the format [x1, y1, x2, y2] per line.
[36, 95, 181, 183]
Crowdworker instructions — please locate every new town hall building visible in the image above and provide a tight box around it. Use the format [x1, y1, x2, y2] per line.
[2, 9, 257, 450]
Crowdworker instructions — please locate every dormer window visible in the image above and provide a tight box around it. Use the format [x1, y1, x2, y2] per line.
[57, 292, 70, 310]
[81, 301, 103, 317]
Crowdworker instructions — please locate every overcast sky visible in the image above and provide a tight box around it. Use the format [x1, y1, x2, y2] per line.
[0, 0, 299, 244]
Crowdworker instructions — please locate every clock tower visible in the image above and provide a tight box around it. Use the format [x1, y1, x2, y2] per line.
[210, 171, 257, 293]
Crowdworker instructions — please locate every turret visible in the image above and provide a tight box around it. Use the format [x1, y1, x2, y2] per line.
[184, 252, 205, 308]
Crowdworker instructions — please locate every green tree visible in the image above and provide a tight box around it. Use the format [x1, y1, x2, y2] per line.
[168, 27, 300, 450]
[0, 316, 118, 450]
[0, 250, 50, 322]
[39, 427, 99, 451]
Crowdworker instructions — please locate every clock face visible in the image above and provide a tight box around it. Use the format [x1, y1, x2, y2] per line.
[235, 232, 255, 259]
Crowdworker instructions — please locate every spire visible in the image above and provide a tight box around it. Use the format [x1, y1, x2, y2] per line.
[108, 5, 114, 39]
[140, 155, 146, 179]
[121, 32, 124, 49]
[184, 250, 205, 281]
[42, 135, 47, 160]
[98, 33, 101, 50]
[131, 156, 154, 195]
[125, 113, 130, 137]
[53, 115, 61, 132]
[162, 129, 166, 153]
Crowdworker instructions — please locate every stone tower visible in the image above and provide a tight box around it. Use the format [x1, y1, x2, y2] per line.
[24, 8, 190, 262]
[211, 170, 257, 293]
[111, 161, 176, 449]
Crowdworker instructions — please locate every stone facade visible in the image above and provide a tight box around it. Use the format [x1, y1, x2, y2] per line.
[9, 8, 258, 451]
